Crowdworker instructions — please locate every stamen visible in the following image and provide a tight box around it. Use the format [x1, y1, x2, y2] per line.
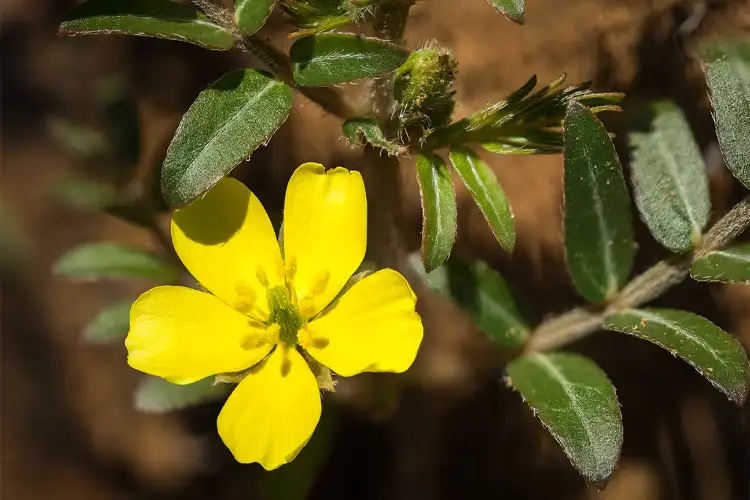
[256, 267, 269, 288]
[234, 281, 257, 314]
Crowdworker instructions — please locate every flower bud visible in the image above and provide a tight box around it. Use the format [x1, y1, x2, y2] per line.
[394, 46, 458, 131]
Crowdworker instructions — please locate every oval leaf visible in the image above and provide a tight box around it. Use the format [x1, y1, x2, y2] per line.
[691, 243, 750, 284]
[234, 0, 276, 36]
[134, 376, 232, 414]
[83, 299, 134, 343]
[563, 101, 634, 303]
[506, 353, 622, 488]
[448, 147, 515, 252]
[699, 40, 750, 189]
[447, 260, 529, 348]
[604, 308, 750, 405]
[488, 0, 525, 24]
[343, 117, 406, 156]
[59, 0, 235, 50]
[54, 242, 179, 282]
[291, 33, 409, 86]
[416, 153, 457, 272]
[162, 69, 292, 207]
[629, 101, 710, 252]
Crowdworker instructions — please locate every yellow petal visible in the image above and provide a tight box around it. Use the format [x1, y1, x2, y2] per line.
[217, 346, 321, 470]
[303, 269, 423, 377]
[283, 163, 366, 318]
[126, 286, 272, 384]
[172, 177, 283, 319]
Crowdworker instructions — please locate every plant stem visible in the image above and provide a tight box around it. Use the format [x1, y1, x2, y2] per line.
[527, 195, 750, 352]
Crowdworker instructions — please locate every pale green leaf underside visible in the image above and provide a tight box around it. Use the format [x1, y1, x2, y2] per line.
[234, 0, 276, 36]
[629, 101, 710, 252]
[83, 299, 134, 343]
[448, 147, 515, 252]
[699, 39, 750, 189]
[487, 0, 525, 24]
[604, 308, 749, 405]
[290, 33, 409, 86]
[59, 0, 235, 50]
[563, 101, 634, 303]
[54, 242, 179, 282]
[506, 353, 622, 488]
[415, 153, 457, 272]
[162, 69, 292, 207]
[134, 376, 232, 414]
[691, 243, 750, 284]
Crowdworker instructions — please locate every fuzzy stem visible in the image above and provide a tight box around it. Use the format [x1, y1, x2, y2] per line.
[527, 195, 750, 352]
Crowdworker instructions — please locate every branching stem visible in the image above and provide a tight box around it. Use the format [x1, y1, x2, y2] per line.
[527, 195, 750, 352]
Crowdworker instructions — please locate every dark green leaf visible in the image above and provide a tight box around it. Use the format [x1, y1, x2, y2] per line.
[448, 147, 515, 252]
[415, 153, 457, 272]
[83, 299, 133, 343]
[488, 0, 525, 24]
[162, 69, 292, 207]
[447, 260, 529, 347]
[343, 117, 406, 156]
[563, 101, 634, 303]
[506, 353, 622, 488]
[54, 242, 179, 282]
[59, 0, 235, 50]
[629, 101, 710, 252]
[290, 33, 409, 86]
[691, 243, 750, 284]
[234, 0, 276, 35]
[134, 376, 232, 414]
[699, 40, 750, 189]
[604, 308, 749, 405]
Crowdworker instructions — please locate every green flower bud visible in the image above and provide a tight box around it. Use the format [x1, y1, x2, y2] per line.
[394, 46, 458, 131]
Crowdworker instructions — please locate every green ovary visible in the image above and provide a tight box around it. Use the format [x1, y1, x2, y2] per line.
[266, 286, 304, 345]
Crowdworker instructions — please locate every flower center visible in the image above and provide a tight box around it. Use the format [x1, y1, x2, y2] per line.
[266, 285, 304, 345]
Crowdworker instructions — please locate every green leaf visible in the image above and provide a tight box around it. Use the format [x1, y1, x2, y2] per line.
[488, 0, 525, 24]
[604, 308, 750, 405]
[448, 147, 515, 253]
[506, 353, 622, 488]
[134, 376, 232, 414]
[53, 179, 119, 210]
[162, 69, 292, 207]
[629, 101, 710, 252]
[342, 117, 406, 156]
[46, 116, 108, 158]
[699, 40, 750, 189]
[290, 33, 409, 86]
[54, 242, 179, 282]
[691, 243, 750, 284]
[83, 299, 133, 343]
[415, 153, 457, 272]
[58, 0, 236, 50]
[234, 0, 276, 35]
[563, 101, 634, 303]
[446, 260, 529, 348]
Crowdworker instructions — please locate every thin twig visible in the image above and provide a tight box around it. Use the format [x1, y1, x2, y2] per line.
[527, 194, 750, 352]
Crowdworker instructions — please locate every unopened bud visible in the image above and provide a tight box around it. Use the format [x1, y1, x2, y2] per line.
[394, 45, 458, 131]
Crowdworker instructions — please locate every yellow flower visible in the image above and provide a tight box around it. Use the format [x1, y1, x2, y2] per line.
[125, 163, 423, 470]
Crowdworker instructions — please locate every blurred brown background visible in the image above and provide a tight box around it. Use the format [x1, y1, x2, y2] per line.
[2, 0, 750, 499]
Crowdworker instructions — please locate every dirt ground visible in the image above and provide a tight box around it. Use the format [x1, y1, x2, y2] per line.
[2, 0, 750, 499]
